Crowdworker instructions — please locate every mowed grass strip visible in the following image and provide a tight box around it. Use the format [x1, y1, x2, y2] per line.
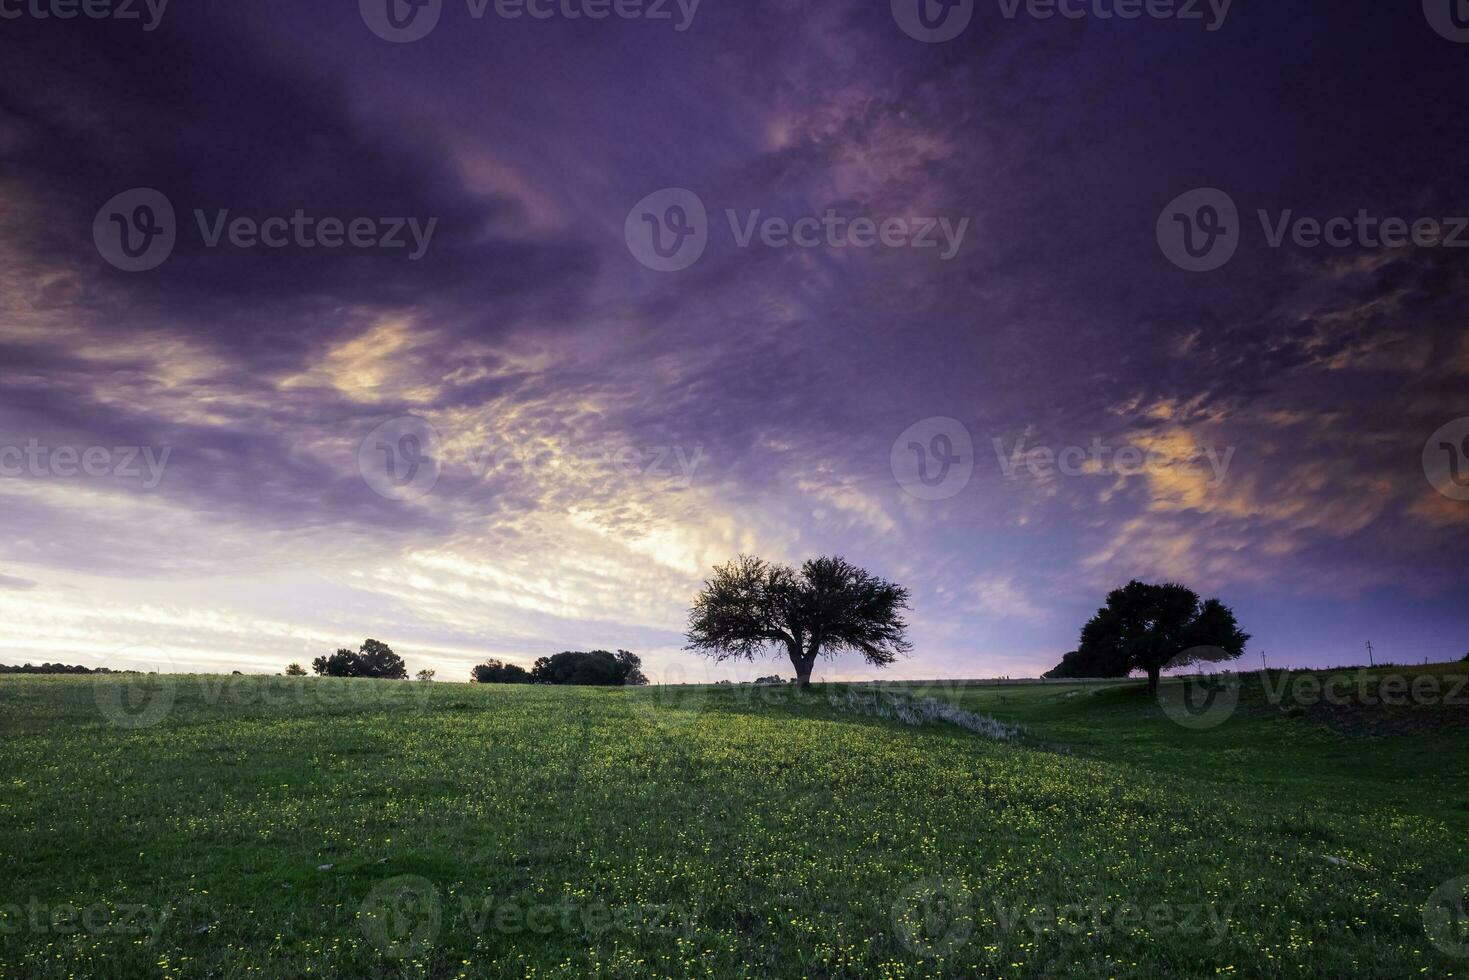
[0, 674, 1465, 978]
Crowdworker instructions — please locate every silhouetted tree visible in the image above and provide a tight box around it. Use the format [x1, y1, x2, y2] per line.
[312, 649, 356, 677]
[529, 650, 647, 686]
[685, 555, 912, 690]
[284, 662, 307, 676]
[616, 649, 649, 686]
[312, 639, 408, 679]
[416, 669, 436, 682]
[470, 659, 532, 684]
[1049, 581, 1249, 693]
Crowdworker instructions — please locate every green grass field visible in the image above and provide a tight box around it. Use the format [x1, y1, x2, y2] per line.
[2, 667, 1468, 978]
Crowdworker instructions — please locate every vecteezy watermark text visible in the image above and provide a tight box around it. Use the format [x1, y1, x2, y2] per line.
[993, 435, 1234, 485]
[890, 418, 1236, 502]
[726, 210, 969, 260]
[890, 878, 1233, 958]
[358, 415, 706, 501]
[0, 440, 171, 489]
[891, 0, 1229, 43]
[1157, 188, 1469, 272]
[360, 0, 701, 43]
[0, 0, 168, 30]
[358, 875, 694, 960]
[1262, 669, 1469, 710]
[94, 188, 437, 272]
[625, 188, 969, 272]
[469, 442, 706, 486]
[996, 0, 1230, 30]
[0, 899, 169, 940]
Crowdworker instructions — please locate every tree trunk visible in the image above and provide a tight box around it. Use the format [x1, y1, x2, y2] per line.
[1147, 667, 1161, 695]
[788, 644, 816, 691]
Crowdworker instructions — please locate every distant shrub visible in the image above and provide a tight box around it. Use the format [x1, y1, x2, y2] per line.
[312, 639, 408, 679]
[470, 659, 532, 684]
[530, 650, 648, 686]
[284, 663, 307, 676]
[416, 669, 436, 682]
[754, 675, 783, 685]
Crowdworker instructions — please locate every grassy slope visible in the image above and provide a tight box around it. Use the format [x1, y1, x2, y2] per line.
[0, 672, 1466, 979]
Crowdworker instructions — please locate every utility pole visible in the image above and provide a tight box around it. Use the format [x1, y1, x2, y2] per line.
[1260, 650, 1267, 671]
[1365, 640, 1374, 668]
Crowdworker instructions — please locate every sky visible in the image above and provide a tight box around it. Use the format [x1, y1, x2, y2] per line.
[1, 0, 1466, 683]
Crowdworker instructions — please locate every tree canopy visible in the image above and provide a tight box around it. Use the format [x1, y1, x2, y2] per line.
[529, 650, 647, 686]
[311, 639, 408, 679]
[470, 658, 533, 684]
[685, 555, 911, 689]
[1045, 581, 1249, 691]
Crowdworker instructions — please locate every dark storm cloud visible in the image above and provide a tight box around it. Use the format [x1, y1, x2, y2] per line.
[0, 6, 602, 550]
[0, 10, 595, 355]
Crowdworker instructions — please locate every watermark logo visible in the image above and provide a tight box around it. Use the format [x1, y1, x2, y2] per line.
[359, 416, 442, 502]
[94, 188, 176, 272]
[891, 417, 974, 500]
[361, 0, 442, 42]
[1156, 651, 1240, 730]
[1424, 0, 1469, 42]
[1424, 875, 1469, 957]
[1424, 418, 1469, 502]
[892, 0, 974, 42]
[93, 646, 177, 729]
[625, 188, 708, 272]
[1157, 188, 1239, 272]
[359, 876, 442, 959]
[891, 878, 974, 956]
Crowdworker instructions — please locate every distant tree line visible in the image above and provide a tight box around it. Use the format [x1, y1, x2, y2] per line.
[285, 641, 647, 686]
[471, 650, 647, 686]
[0, 662, 121, 674]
